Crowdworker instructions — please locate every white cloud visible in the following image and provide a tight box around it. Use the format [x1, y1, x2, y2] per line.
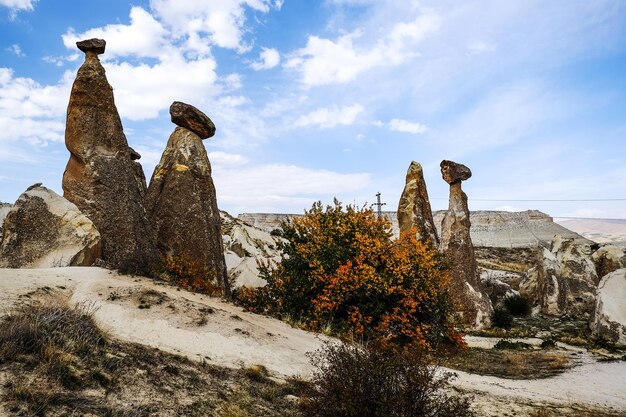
[0, 68, 72, 146]
[388, 118, 427, 134]
[0, 0, 35, 15]
[371, 120, 384, 127]
[104, 56, 219, 121]
[208, 151, 249, 166]
[149, 0, 282, 52]
[6, 44, 25, 57]
[294, 104, 364, 128]
[249, 47, 280, 70]
[213, 163, 371, 212]
[62, 7, 169, 59]
[467, 41, 496, 55]
[285, 13, 440, 86]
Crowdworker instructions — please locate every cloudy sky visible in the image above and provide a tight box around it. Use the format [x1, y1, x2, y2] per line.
[1, 0, 625, 218]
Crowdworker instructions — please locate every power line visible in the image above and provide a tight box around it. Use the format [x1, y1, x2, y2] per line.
[431, 198, 626, 202]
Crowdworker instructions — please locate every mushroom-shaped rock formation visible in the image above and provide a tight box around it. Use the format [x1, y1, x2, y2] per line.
[0, 184, 101, 268]
[62, 38, 158, 274]
[439, 160, 493, 328]
[146, 103, 230, 297]
[397, 161, 439, 246]
[170, 101, 217, 139]
[440, 159, 472, 184]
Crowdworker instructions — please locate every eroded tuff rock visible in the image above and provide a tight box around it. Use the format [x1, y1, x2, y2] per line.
[170, 101, 216, 139]
[592, 245, 626, 279]
[146, 107, 229, 296]
[62, 38, 158, 274]
[591, 268, 626, 347]
[520, 235, 597, 316]
[0, 184, 101, 268]
[397, 161, 439, 246]
[439, 160, 492, 328]
[221, 211, 283, 289]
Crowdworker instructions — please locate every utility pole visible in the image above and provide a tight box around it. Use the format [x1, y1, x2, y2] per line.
[371, 192, 386, 218]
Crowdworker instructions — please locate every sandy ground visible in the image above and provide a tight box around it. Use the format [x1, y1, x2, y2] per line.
[0, 267, 625, 415]
[0, 267, 328, 377]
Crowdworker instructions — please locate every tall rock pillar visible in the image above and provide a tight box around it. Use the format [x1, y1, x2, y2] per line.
[397, 161, 439, 246]
[145, 102, 230, 297]
[439, 160, 492, 328]
[62, 38, 158, 274]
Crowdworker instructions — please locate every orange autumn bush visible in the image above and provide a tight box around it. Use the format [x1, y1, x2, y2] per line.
[161, 254, 222, 296]
[236, 200, 462, 351]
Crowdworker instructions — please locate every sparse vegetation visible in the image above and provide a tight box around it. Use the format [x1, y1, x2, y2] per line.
[0, 297, 302, 416]
[444, 347, 572, 379]
[300, 342, 476, 417]
[494, 338, 533, 350]
[236, 200, 462, 351]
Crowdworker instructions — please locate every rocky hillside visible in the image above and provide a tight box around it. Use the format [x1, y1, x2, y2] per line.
[239, 210, 591, 248]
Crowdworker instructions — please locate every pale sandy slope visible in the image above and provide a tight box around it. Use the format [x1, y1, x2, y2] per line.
[0, 267, 328, 377]
[0, 267, 625, 414]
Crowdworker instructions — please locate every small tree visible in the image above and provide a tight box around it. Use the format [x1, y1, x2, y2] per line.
[237, 200, 462, 351]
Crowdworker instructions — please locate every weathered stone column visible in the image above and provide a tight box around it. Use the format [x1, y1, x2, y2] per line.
[62, 38, 158, 274]
[145, 102, 230, 297]
[397, 161, 439, 247]
[439, 160, 492, 328]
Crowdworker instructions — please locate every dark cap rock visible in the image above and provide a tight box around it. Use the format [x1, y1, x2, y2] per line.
[440, 160, 472, 184]
[170, 101, 216, 139]
[76, 39, 106, 55]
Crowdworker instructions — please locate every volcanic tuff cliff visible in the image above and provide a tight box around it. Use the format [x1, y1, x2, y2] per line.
[238, 210, 592, 249]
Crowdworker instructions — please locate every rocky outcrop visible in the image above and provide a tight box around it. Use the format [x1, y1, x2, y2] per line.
[397, 161, 439, 246]
[62, 38, 158, 274]
[146, 103, 229, 297]
[591, 269, 626, 347]
[520, 248, 563, 315]
[0, 184, 101, 268]
[221, 211, 283, 288]
[520, 235, 597, 316]
[439, 160, 492, 328]
[592, 245, 626, 278]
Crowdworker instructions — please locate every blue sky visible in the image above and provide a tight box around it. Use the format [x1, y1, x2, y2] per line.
[0, 0, 625, 218]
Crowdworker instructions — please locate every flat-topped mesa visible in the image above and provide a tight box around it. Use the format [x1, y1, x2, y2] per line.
[62, 38, 158, 274]
[146, 104, 230, 297]
[397, 161, 439, 247]
[441, 160, 471, 184]
[170, 101, 216, 139]
[76, 38, 106, 55]
[439, 159, 493, 328]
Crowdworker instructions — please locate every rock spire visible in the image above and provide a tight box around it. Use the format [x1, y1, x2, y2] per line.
[397, 161, 439, 246]
[62, 38, 158, 274]
[145, 102, 230, 297]
[439, 160, 492, 328]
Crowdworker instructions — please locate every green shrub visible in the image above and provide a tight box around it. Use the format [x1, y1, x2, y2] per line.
[301, 342, 475, 417]
[492, 305, 513, 329]
[503, 294, 531, 317]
